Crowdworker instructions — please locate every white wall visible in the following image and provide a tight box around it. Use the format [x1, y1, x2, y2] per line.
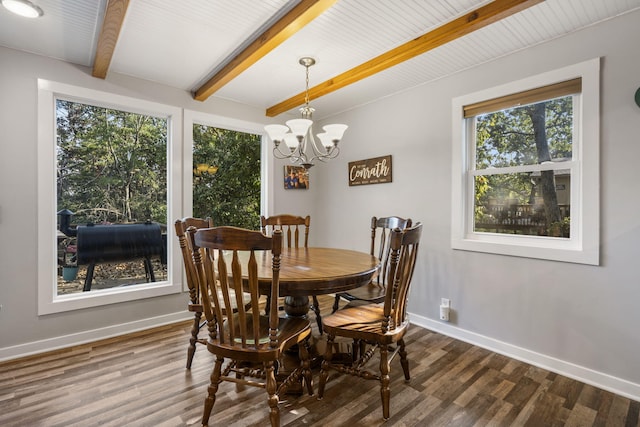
[312, 10, 640, 400]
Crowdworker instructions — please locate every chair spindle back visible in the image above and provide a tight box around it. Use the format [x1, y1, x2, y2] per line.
[260, 214, 310, 248]
[382, 223, 422, 333]
[189, 226, 282, 349]
[370, 216, 412, 287]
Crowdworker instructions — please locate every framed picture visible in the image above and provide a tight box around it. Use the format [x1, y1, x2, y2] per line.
[284, 165, 309, 189]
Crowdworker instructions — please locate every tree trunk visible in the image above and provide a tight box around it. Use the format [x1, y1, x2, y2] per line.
[125, 183, 132, 222]
[529, 103, 561, 232]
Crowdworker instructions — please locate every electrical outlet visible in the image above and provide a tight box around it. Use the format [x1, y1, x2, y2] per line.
[440, 298, 450, 321]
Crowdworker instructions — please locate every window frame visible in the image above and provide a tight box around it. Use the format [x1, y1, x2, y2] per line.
[37, 79, 183, 315]
[451, 58, 600, 265]
[183, 109, 273, 229]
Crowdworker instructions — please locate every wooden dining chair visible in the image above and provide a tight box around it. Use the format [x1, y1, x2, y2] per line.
[318, 223, 423, 421]
[260, 214, 323, 331]
[189, 226, 313, 427]
[332, 216, 412, 312]
[176, 217, 258, 369]
[260, 214, 310, 248]
[174, 216, 213, 369]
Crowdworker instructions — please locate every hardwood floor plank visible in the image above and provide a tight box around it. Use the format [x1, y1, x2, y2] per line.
[625, 400, 640, 427]
[472, 398, 512, 427]
[564, 403, 598, 426]
[522, 385, 567, 426]
[511, 378, 552, 425]
[1, 296, 638, 426]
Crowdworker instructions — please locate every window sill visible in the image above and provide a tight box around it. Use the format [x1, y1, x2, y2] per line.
[452, 235, 599, 265]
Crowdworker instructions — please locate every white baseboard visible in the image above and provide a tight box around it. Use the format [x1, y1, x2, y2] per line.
[0, 311, 191, 363]
[409, 313, 640, 402]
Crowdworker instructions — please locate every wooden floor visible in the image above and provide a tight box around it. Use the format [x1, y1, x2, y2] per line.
[1, 295, 639, 427]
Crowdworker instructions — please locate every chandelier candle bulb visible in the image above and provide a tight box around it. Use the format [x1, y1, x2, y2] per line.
[285, 119, 312, 138]
[323, 124, 348, 142]
[264, 124, 289, 143]
[283, 134, 298, 150]
[316, 133, 332, 149]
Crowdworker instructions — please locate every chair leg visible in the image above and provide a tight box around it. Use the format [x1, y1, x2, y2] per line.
[379, 345, 391, 420]
[318, 333, 335, 399]
[265, 361, 280, 427]
[300, 338, 314, 395]
[202, 356, 223, 426]
[235, 361, 246, 392]
[310, 295, 323, 334]
[352, 339, 360, 362]
[332, 294, 341, 313]
[398, 338, 410, 381]
[186, 311, 202, 369]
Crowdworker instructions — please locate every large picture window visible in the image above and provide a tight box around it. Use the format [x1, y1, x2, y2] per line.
[56, 99, 169, 294]
[38, 80, 182, 314]
[451, 59, 600, 265]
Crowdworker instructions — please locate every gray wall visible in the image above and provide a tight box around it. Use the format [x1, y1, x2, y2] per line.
[306, 9, 640, 399]
[1, 8, 639, 400]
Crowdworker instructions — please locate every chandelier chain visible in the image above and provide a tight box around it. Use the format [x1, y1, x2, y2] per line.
[304, 63, 310, 108]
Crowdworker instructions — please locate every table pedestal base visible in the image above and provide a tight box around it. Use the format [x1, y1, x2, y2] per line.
[284, 295, 310, 317]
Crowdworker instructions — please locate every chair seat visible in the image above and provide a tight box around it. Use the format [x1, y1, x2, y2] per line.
[322, 304, 408, 345]
[338, 283, 386, 304]
[208, 315, 311, 362]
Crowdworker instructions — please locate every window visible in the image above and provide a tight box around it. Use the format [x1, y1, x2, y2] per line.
[192, 124, 261, 228]
[38, 80, 183, 314]
[56, 99, 169, 294]
[451, 59, 600, 265]
[183, 110, 271, 228]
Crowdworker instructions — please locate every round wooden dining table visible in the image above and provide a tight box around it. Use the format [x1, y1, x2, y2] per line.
[235, 247, 380, 317]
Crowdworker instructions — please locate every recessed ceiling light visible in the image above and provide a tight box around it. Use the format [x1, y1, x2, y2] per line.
[1, 0, 44, 18]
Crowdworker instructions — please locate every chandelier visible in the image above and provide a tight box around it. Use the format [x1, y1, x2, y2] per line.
[264, 57, 348, 169]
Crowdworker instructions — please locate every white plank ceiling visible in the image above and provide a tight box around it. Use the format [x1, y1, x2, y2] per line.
[1, 0, 639, 119]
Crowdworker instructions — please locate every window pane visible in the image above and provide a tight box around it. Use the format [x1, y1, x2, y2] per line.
[475, 96, 573, 169]
[56, 99, 168, 294]
[192, 124, 261, 228]
[474, 173, 570, 237]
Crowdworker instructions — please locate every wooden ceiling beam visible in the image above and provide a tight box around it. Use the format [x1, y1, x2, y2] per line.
[266, 0, 544, 117]
[92, 0, 130, 79]
[194, 0, 337, 102]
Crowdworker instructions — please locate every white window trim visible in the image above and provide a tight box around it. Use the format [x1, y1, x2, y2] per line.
[37, 79, 183, 315]
[451, 58, 600, 265]
[182, 109, 273, 224]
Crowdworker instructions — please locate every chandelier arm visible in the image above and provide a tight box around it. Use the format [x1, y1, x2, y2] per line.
[306, 130, 325, 158]
[273, 145, 301, 162]
[298, 139, 309, 163]
[307, 146, 340, 164]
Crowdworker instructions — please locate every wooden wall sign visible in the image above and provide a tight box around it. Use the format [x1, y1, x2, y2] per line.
[348, 155, 392, 186]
